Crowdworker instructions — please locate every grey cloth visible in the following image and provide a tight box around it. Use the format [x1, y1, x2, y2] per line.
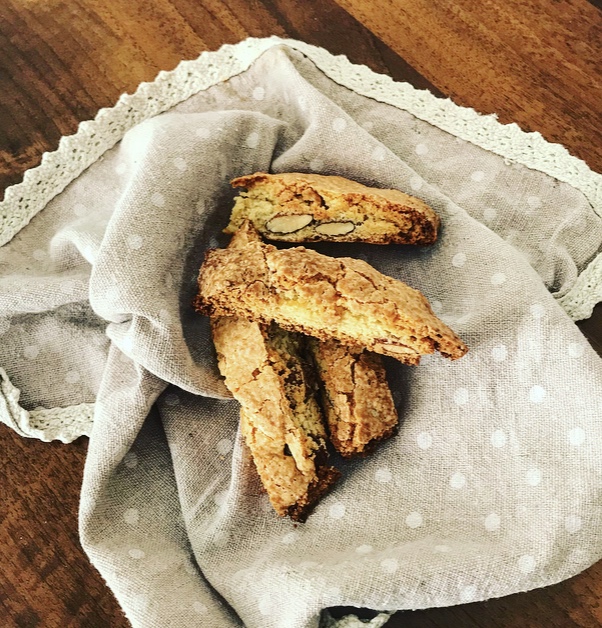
[1, 44, 602, 627]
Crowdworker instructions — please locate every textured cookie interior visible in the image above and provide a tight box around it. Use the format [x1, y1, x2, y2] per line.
[226, 184, 416, 243]
[211, 315, 335, 518]
[309, 338, 399, 457]
[264, 323, 327, 459]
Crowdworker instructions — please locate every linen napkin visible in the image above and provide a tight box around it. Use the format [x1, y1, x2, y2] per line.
[1, 38, 602, 628]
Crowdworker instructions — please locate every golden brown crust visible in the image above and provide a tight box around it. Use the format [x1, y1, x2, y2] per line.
[226, 172, 440, 245]
[212, 315, 337, 519]
[196, 223, 468, 364]
[309, 339, 399, 457]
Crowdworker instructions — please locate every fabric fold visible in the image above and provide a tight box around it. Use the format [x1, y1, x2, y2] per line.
[1, 38, 602, 628]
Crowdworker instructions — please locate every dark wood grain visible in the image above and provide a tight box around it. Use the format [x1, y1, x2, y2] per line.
[1, 1, 601, 627]
[0, 425, 127, 627]
[333, 0, 602, 174]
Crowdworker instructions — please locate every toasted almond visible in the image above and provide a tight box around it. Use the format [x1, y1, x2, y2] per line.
[266, 214, 313, 234]
[374, 343, 416, 355]
[315, 221, 356, 236]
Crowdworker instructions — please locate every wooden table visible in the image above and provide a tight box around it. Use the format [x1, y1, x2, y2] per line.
[1, 1, 601, 626]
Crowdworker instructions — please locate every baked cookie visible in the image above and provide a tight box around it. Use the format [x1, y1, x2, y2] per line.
[196, 222, 468, 365]
[211, 316, 339, 521]
[309, 339, 399, 457]
[225, 172, 440, 245]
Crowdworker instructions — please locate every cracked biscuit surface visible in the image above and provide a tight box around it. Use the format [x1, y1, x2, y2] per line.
[225, 172, 440, 245]
[196, 222, 468, 365]
[309, 338, 399, 457]
[212, 316, 339, 521]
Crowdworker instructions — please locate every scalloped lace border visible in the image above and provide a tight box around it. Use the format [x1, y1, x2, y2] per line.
[0, 36, 600, 437]
[0, 368, 94, 443]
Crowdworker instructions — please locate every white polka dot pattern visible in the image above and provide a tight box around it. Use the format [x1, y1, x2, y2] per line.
[375, 468, 392, 483]
[491, 345, 507, 362]
[164, 393, 180, 406]
[173, 157, 188, 171]
[123, 452, 138, 469]
[328, 502, 346, 519]
[450, 472, 466, 489]
[128, 548, 145, 560]
[371, 146, 386, 161]
[518, 555, 536, 574]
[65, 371, 81, 384]
[281, 532, 299, 545]
[454, 388, 469, 406]
[452, 252, 467, 267]
[568, 427, 585, 446]
[356, 544, 373, 554]
[526, 468, 542, 486]
[405, 512, 423, 528]
[529, 385, 546, 403]
[530, 303, 546, 319]
[483, 207, 496, 222]
[23, 345, 40, 360]
[127, 234, 143, 250]
[380, 558, 398, 574]
[491, 430, 507, 448]
[565, 515, 582, 534]
[151, 192, 165, 207]
[3, 39, 602, 626]
[484, 513, 500, 531]
[193, 602, 208, 615]
[216, 438, 232, 455]
[417, 432, 433, 449]
[246, 132, 260, 148]
[460, 585, 477, 602]
[491, 272, 507, 286]
[332, 118, 347, 132]
[124, 508, 139, 525]
[410, 175, 423, 190]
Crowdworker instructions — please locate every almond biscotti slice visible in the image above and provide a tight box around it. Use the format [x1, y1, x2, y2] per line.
[211, 315, 339, 521]
[308, 338, 399, 457]
[195, 222, 468, 365]
[225, 172, 440, 245]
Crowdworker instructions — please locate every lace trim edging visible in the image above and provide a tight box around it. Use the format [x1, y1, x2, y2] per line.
[0, 368, 94, 443]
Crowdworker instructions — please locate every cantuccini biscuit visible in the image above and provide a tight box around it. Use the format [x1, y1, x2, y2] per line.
[308, 339, 398, 457]
[225, 172, 440, 245]
[196, 222, 468, 365]
[212, 316, 339, 521]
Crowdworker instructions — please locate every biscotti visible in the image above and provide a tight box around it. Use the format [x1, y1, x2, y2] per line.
[309, 339, 399, 457]
[195, 222, 468, 365]
[225, 172, 440, 245]
[211, 316, 339, 521]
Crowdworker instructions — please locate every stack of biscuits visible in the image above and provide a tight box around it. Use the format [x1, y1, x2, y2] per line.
[195, 172, 468, 521]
